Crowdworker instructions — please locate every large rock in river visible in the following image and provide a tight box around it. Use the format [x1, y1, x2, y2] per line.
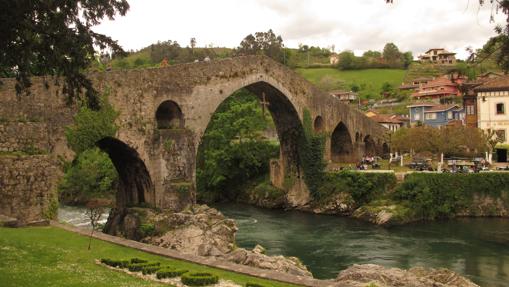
[335, 264, 479, 287]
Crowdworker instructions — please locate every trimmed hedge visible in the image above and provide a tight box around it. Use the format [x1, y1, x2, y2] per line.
[246, 283, 266, 287]
[128, 262, 160, 272]
[141, 265, 162, 275]
[319, 171, 397, 205]
[130, 258, 148, 264]
[156, 267, 189, 279]
[394, 173, 509, 219]
[181, 272, 219, 286]
[100, 258, 129, 268]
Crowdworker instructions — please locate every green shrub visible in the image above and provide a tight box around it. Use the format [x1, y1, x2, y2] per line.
[394, 173, 509, 219]
[128, 262, 160, 272]
[246, 283, 266, 287]
[130, 258, 148, 264]
[100, 258, 129, 268]
[141, 265, 162, 275]
[138, 224, 156, 237]
[155, 267, 189, 279]
[181, 272, 219, 286]
[319, 171, 396, 205]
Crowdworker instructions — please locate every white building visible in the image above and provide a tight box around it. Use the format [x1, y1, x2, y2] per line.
[475, 76, 509, 161]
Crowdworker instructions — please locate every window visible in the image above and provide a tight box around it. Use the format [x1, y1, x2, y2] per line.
[466, 105, 475, 115]
[496, 103, 505, 115]
[496, 129, 506, 142]
[425, 113, 437, 120]
[447, 111, 453, 119]
[414, 113, 421, 121]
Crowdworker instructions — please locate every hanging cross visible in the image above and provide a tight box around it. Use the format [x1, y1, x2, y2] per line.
[260, 92, 270, 117]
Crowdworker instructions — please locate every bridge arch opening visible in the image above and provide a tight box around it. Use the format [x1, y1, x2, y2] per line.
[314, 116, 324, 133]
[96, 137, 154, 207]
[331, 122, 354, 162]
[382, 142, 390, 157]
[196, 81, 305, 202]
[156, 100, 184, 129]
[364, 135, 376, 156]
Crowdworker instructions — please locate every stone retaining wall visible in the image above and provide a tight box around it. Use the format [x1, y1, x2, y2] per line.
[0, 155, 60, 224]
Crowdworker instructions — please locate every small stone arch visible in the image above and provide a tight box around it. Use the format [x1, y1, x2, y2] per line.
[156, 100, 184, 129]
[382, 142, 390, 156]
[364, 135, 376, 156]
[331, 122, 354, 162]
[314, 116, 324, 133]
[355, 132, 360, 142]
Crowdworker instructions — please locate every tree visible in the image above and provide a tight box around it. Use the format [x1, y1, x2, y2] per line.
[0, 0, 130, 109]
[235, 29, 285, 63]
[85, 198, 109, 250]
[402, 51, 413, 68]
[197, 89, 279, 201]
[337, 51, 357, 70]
[58, 148, 118, 205]
[382, 43, 402, 66]
[65, 96, 118, 155]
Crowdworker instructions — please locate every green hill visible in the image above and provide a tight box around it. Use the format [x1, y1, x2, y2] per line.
[402, 62, 453, 83]
[296, 68, 406, 100]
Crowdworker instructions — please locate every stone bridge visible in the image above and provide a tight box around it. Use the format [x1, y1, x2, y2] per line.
[0, 55, 387, 221]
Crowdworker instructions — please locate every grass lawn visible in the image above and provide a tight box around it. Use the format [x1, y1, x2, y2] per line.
[0, 226, 299, 287]
[296, 68, 406, 99]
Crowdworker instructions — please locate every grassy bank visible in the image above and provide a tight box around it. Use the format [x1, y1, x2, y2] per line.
[296, 68, 406, 99]
[0, 226, 298, 287]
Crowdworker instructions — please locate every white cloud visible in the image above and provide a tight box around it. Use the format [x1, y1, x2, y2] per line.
[93, 0, 505, 59]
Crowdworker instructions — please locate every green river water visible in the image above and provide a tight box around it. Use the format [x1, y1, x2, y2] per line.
[59, 204, 509, 286]
[213, 203, 509, 287]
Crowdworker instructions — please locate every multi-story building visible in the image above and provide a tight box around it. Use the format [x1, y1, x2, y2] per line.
[475, 75, 509, 161]
[461, 72, 503, 128]
[411, 76, 461, 101]
[418, 48, 456, 65]
[407, 103, 464, 127]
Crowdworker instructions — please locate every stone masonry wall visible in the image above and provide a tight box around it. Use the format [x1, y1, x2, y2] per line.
[0, 155, 60, 224]
[0, 122, 50, 153]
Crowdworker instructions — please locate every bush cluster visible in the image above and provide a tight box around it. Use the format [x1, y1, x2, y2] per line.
[128, 262, 160, 272]
[394, 173, 509, 219]
[100, 258, 221, 286]
[100, 258, 129, 268]
[156, 267, 189, 279]
[319, 171, 396, 205]
[181, 272, 219, 286]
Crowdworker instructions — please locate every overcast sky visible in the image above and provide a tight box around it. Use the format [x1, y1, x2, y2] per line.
[93, 0, 506, 60]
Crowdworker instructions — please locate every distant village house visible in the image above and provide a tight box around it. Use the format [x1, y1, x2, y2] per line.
[418, 48, 456, 65]
[365, 111, 408, 132]
[329, 90, 358, 103]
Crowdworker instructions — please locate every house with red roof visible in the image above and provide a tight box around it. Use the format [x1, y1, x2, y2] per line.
[365, 111, 408, 132]
[411, 76, 461, 101]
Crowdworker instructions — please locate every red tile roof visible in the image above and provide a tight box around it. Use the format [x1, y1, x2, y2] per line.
[474, 75, 509, 92]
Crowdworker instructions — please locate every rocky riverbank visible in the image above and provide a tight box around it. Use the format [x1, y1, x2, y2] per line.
[103, 204, 312, 277]
[335, 264, 479, 287]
